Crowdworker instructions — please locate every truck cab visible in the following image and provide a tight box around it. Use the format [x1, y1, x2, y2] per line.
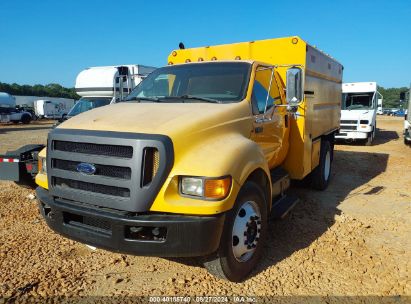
[0, 92, 32, 124]
[403, 87, 411, 145]
[65, 96, 113, 119]
[336, 82, 382, 145]
[34, 37, 342, 282]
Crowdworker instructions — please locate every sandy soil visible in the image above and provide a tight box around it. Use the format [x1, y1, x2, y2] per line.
[0, 117, 410, 302]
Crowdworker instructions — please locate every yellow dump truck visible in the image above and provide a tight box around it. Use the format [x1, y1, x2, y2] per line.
[35, 36, 342, 282]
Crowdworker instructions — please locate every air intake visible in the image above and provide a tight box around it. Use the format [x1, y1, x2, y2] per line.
[141, 147, 159, 187]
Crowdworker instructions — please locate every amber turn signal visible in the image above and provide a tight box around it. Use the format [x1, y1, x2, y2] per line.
[204, 177, 231, 199]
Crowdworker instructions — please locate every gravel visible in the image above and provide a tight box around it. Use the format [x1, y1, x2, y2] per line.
[0, 117, 410, 302]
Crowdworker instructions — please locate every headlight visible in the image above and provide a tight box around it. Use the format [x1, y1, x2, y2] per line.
[180, 176, 231, 200]
[181, 177, 204, 197]
[38, 157, 47, 173]
[360, 120, 369, 125]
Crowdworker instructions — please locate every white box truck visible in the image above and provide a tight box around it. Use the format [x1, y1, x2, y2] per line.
[377, 98, 383, 115]
[0, 92, 32, 124]
[33, 99, 75, 119]
[68, 65, 156, 119]
[403, 85, 411, 145]
[336, 82, 383, 145]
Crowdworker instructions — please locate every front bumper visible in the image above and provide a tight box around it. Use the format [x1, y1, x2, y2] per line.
[335, 130, 369, 140]
[36, 187, 225, 257]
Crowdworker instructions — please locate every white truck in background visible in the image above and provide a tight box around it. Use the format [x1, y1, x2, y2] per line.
[0, 92, 32, 124]
[403, 85, 411, 145]
[377, 98, 383, 115]
[336, 82, 383, 145]
[67, 65, 156, 119]
[33, 99, 75, 119]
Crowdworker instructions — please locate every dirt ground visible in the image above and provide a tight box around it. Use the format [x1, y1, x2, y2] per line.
[0, 117, 410, 303]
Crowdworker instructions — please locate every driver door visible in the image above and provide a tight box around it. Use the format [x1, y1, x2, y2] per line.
[250, 66, 287, 167]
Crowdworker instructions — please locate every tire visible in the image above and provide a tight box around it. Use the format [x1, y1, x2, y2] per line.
[311, 140, 332, 190]
[21, 114, 31, 124]
[202, 181, 268, 282]
[365, 131, 373, 146]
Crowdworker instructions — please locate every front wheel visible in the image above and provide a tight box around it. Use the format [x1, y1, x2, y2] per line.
[311, 140, 332, 190]
[202, 181, 268, 282]
[365, 131, 373, 146]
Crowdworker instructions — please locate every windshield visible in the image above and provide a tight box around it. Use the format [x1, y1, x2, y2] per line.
[68, 97, 111, 116]
[342, 92, 375, 110]
[125, 62, 251, 103]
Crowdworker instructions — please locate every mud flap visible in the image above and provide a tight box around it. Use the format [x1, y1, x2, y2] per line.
[0, 159, 20, 181]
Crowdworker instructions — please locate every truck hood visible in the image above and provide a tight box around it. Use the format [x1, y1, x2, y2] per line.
[341, 109, 374, 121]
[58, 101, 253, 138]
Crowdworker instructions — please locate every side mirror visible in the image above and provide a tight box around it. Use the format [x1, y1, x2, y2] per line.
[286, 67, 303, 105]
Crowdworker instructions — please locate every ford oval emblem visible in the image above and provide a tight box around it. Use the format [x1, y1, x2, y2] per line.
[76, 163, 97, 175]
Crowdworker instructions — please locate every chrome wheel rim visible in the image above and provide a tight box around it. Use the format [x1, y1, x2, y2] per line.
[232, 200, 262, 262]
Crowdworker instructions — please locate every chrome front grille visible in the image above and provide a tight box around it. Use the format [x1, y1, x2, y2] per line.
[340, 125, 357, 130]
[340, 120, 358, 124]
[340, 119, 358, 131]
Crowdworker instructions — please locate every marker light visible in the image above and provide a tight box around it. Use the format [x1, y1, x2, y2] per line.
[172, 51, 177, 57]
[235, 56, 241, 60]
[204, 177, 231, 199]
[38, 157, 47, 173]
[211, 56, 217, 61]
[292, 37, 299, 44]
[168, 61, 173, 65]
[198, 57, 204, 61]
[185, 59, 191, 63]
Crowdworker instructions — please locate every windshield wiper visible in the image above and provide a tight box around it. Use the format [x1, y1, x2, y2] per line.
[125, 96, 161, 102]
[175, 95, 221, 104]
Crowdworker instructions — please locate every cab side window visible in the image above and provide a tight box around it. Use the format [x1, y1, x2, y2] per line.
[252, 67, 278, 115]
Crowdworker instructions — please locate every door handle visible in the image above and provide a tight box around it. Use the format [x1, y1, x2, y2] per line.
[254, 126, 264, 133]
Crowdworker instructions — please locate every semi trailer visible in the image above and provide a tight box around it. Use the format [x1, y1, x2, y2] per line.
[336, 82, 382, 145]
[34, 36, 342, 281]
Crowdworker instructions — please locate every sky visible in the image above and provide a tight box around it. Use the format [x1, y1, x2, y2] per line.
[0, 0, 410, 88]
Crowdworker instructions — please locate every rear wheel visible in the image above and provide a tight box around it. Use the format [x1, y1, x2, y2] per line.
[21, 114, 31, 124]
[311, 140, 332, 190]
[203, 181, 267, 282]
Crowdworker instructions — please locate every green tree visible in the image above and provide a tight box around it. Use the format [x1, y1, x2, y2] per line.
[0, 82, 79, 99]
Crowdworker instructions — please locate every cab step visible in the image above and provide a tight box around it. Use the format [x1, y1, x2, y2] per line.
[270, 194, 300, 219]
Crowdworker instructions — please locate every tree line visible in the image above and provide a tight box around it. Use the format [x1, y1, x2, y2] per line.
[377, 86, 409, 109]
[0, 82, 79, 100]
